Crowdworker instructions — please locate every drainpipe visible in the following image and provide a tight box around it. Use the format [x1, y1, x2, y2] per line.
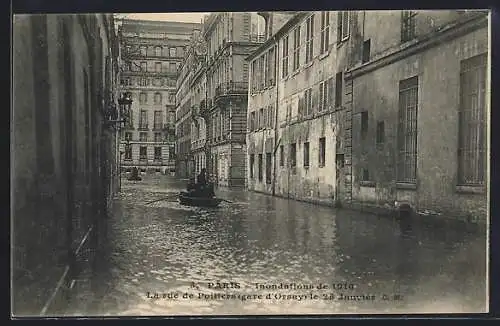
[271, 35, 279, 196]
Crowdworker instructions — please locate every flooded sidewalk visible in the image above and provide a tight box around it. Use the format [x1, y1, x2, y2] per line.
[66, 174, 487, 316]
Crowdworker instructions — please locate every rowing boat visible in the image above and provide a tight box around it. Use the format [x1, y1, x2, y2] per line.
[178, 191, 223, 208]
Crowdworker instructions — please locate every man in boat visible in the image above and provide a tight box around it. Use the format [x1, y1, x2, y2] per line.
[194, 168, 215, 198]
[197, 168, 207, 186]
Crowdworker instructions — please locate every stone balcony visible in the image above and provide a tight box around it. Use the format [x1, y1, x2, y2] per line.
[214, 81, 247, 104]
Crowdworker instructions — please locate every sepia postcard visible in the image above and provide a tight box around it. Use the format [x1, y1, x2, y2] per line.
[11, 10, 491, 317]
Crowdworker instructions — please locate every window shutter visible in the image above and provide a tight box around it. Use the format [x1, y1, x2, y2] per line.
[328, 77, 335, 107]
[348, 11, 354, 38]
[319, 83, 324, 111]
[337, 12, 342, 43]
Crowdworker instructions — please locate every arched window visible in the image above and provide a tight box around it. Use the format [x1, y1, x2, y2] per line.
[154, 92, 162, 104]
[155, 46, 162, 56]
[169, 47, 177, 57]
[140, 46, 147, 56]
[139, 92, 147, 104]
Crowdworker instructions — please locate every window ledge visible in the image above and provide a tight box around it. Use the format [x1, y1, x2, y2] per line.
[304, 61, 313, 69]
[396, 182, 417, 190]
[360, 181, 376, 187]
[456, 185, 485, 194]
[318, 51, 329, 61]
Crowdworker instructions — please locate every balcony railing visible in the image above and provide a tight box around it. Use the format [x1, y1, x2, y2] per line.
[138, 124, 148, 130]
[191, 139, 206, 150]
[124, 70, 177, 77]
[249, 34, 266, 43]
[215, 82, 247, 99]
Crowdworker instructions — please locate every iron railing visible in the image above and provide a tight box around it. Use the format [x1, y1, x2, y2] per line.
[249, 34, 266, 43]
[215, 81, 247, 98]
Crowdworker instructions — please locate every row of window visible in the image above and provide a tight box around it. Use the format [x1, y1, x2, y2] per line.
[134, 92, 176, 105]
[357, 53, 486, 186]
[124, 131, 171, 143]
[246, 52, 486, 187]
[251, 153, 272, 184]
[260, 72, 343, 124]
[280, 12, 348, 79]
[250, 47, 276, 93]
[124, 145, 170, 161]
[125, 45, 184, 58]
[211, 110, 229, 141]
[251, 11, 416, 84]
[123, 60, 180, 74]
[121, 76, 177, 88]
[130, 110, 165, 130]
[248, 105, 275, 131]
[249, 137, 327, 183]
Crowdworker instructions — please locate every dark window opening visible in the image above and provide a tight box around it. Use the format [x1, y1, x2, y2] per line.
[458, 53, 487, 185]
[290, 143, 297, 167]
[139, 146, 147, 160]
[303, 142, 310, 167]
[258, 154, 263, 181]
[362, 39, 371, 63]
[266, 153, 272, 184]
[319, 137, 326, 167]
[125, 144, 132, 160]
[397, 76, 419, 183]
[249, 154, 255, 179]
[279, 145, 284, 167]
[336, 153, 344, 168]
[362, 168, 370, 181]
[376, 121, 385, 144]
[361, 111, 368, 139]
[154, 147, 162, 160]
[401, 11, 417, 42]
[335, 72, 343, 107]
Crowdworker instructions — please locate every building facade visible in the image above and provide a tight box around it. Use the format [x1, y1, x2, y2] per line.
[347, 10, 489, 223]
[246, 10, 489, 223]
[118, 19, 200, 174]
[189, 37, 209, 178]
[175, 29, 206, 178]
[247, 11, 354, 206]
[201, 12, 266, 187]
[12, 14, 120, 315]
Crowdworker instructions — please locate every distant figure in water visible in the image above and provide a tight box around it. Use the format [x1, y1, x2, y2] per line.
[128, 167, 142, 181]
[185, 168, 215, 198]
[197, 168, 207, 186]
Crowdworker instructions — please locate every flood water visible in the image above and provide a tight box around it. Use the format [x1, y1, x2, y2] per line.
[70, 174, 487, 316]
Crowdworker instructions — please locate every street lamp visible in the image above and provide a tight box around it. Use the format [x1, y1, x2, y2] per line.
[105, 92, 133, 128]
[110, 93, 133, 192]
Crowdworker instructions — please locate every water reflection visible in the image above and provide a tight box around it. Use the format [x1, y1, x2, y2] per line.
[76, 175, 487, 316]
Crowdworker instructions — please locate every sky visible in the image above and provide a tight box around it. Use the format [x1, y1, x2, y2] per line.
[117, 13, 208, 24]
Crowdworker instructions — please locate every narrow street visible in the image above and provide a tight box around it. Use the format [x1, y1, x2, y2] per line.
[67, 175, 486, 316]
